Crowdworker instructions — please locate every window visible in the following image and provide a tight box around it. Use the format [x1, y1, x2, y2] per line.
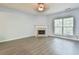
[54, 17, 74, 36]
[54, 19, 62, 35]
[63, 17, 74, 35]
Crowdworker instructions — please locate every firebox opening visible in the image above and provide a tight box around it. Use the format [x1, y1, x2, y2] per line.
[38, 30, 45, 35]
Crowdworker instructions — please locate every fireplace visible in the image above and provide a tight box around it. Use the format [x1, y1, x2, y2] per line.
[38, 30, 45, 35]
[35, 25, 48, 37]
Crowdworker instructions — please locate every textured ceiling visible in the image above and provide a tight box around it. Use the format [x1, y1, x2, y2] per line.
[0, 3, 79, 15]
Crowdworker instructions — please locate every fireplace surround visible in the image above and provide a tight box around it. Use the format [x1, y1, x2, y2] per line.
[34, 25, 48, 37]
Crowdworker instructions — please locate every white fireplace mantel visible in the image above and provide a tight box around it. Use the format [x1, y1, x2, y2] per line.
[34, 25, 48, 37]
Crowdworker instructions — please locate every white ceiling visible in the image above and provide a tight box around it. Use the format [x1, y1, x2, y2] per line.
[0, 3, 79, 15]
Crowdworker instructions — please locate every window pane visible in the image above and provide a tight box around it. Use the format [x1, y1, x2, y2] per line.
[63, 27, 73, 35]
[54, 27, 62, 35]
[54, 19, 62, 26]
[63, 17, 74, 26]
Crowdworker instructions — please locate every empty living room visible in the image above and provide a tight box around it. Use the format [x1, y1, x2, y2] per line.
[0, 2, 79, 56]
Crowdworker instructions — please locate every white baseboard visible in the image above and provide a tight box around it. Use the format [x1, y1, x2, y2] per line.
[0, 35, 33, 43]
[0, 35, 79, 43]
[50, 35, 79, 41]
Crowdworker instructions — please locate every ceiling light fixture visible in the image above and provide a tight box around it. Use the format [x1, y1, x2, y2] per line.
[33, 3, 47, 12]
